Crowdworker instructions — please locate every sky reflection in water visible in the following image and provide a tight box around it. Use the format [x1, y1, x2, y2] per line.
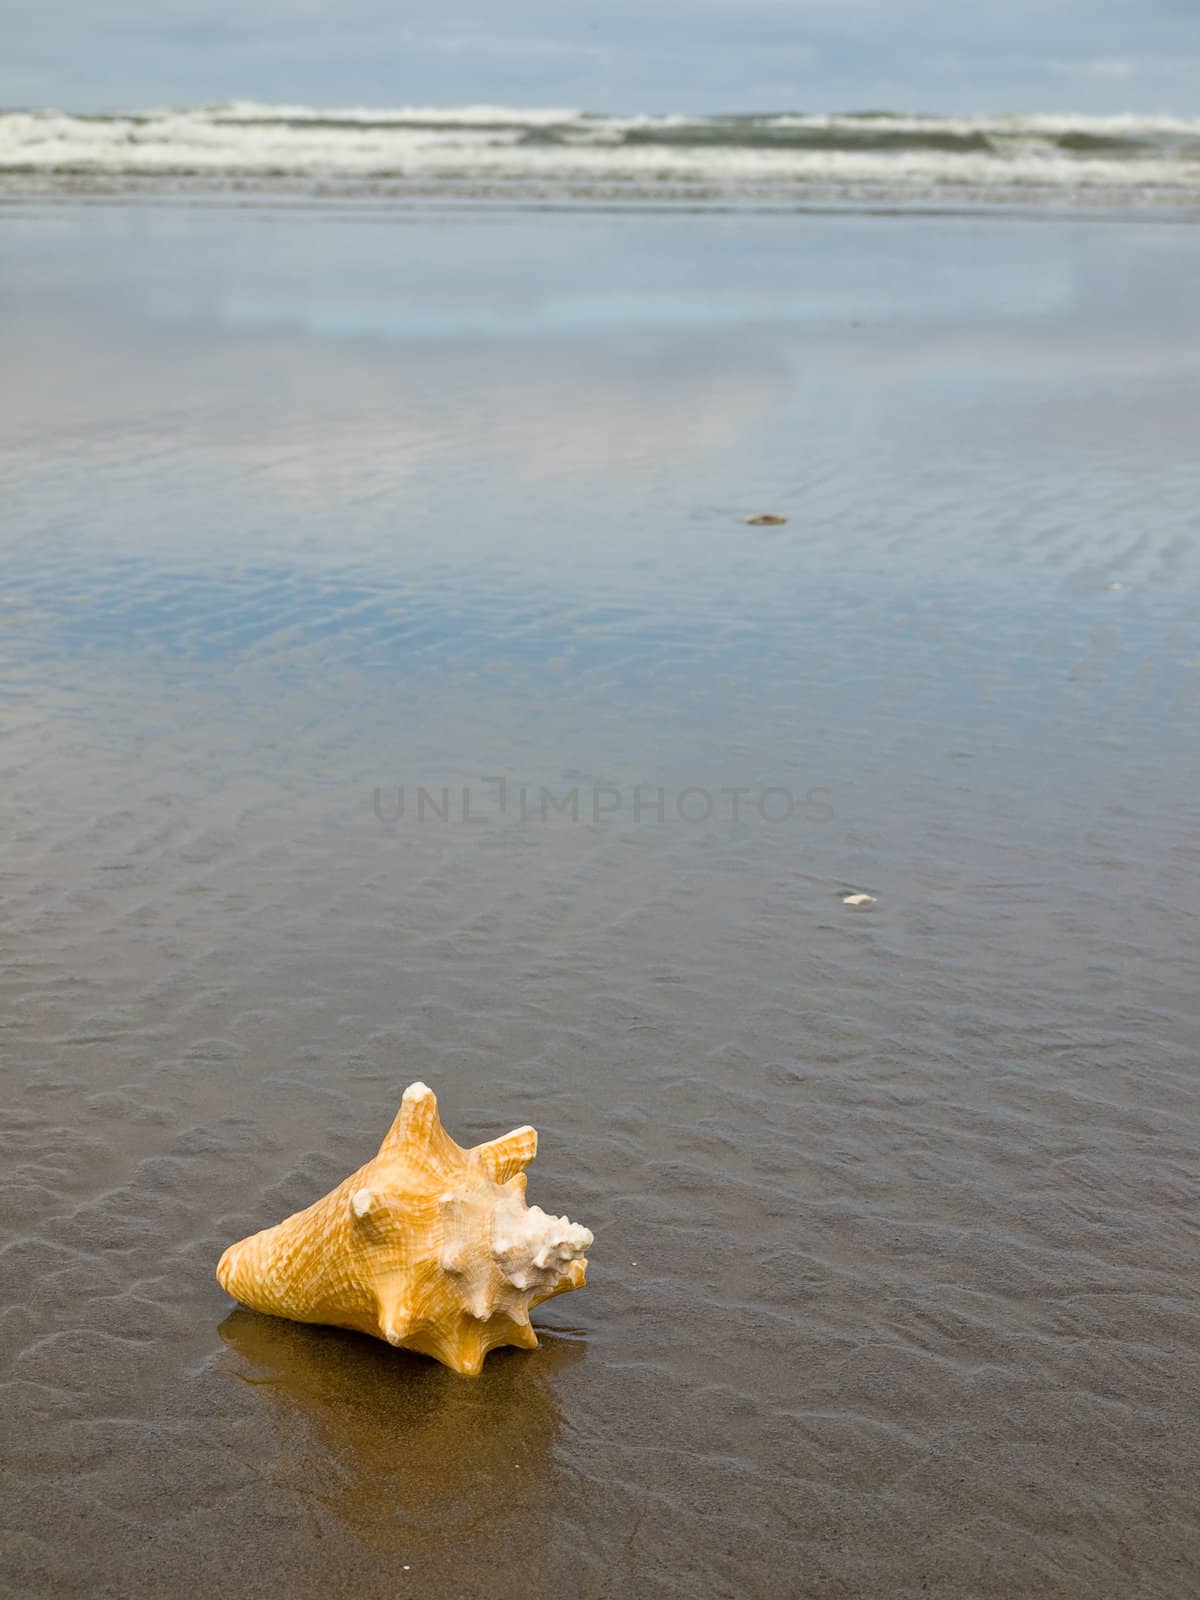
[1, 206, 1198, 782]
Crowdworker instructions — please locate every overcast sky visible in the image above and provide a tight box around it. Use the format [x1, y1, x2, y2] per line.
[3, 0, 1199, 114]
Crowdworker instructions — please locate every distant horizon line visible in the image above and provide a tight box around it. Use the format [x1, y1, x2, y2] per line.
[4, 98, 1197, 120]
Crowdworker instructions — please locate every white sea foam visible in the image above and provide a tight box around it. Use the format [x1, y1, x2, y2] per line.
[201, 100, 589, 126]
[763, 110, 1200, 137]
[2, 104, 1198, 207]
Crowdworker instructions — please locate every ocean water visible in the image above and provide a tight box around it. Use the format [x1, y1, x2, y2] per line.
[3, 103, 1200, 209]
[1, 200, 1199, 1598]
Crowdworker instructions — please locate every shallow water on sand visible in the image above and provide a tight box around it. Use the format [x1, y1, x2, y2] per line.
[1, 202, 1198, 1599]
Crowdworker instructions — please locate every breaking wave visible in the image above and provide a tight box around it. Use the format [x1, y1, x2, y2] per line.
[3, 102, 1200, 209]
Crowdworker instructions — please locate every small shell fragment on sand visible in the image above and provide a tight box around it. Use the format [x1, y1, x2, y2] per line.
[745, 513, 787, 526]
[841, 892, 877, 907]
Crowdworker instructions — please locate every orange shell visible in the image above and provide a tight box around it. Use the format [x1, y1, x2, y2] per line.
[217, 1082, 591, 1375]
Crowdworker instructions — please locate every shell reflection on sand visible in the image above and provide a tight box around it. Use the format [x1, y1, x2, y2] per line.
[216, 1310, 583, 1551]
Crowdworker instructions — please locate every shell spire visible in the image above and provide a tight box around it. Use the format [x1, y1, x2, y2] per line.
[216, 1082, 592, 1376]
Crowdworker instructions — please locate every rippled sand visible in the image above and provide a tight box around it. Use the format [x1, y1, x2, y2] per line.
[1, 202, 1198, 1598]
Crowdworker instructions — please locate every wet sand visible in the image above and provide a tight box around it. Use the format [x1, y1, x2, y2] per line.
[1, 201, 1198, 1598]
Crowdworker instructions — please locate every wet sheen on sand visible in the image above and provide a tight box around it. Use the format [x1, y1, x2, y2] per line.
[0, 203, 1198, 1599]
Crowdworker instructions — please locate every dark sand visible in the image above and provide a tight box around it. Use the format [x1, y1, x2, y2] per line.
[1, 202, 1198, 1598]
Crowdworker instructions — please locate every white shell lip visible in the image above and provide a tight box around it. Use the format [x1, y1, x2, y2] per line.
[490, 1198, 592, 1294]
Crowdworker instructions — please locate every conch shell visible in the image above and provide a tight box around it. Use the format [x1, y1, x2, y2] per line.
[216, 1082, 592, 1376]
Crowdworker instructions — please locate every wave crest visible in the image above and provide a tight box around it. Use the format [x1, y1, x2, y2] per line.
[3, 104, 1199, 208]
